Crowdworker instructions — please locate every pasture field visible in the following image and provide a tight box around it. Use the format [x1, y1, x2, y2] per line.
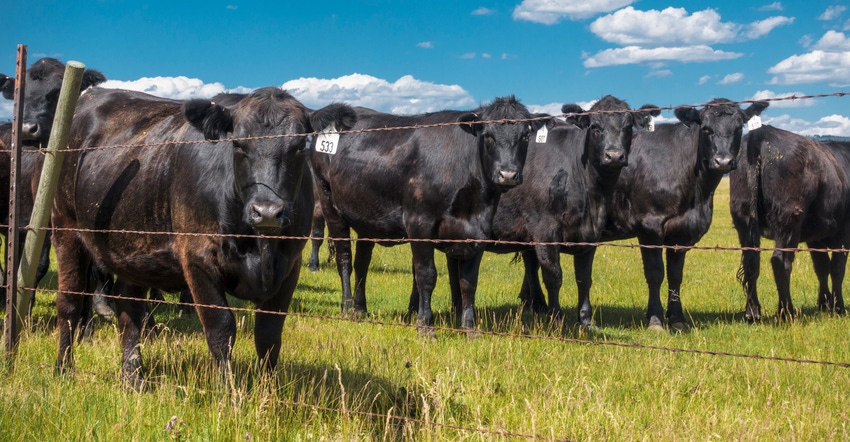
[2, 178, 849, 441]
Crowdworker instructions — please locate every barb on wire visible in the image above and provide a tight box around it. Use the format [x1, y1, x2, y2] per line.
[34, 91, 848, 154]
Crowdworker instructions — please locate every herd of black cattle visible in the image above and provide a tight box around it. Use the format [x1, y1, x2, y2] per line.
[1, 58, 849, 386]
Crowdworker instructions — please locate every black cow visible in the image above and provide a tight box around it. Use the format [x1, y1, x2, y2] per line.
[411, 96, 659, 326]
[473, 96, 659, 328]
[0, 60, 107, 307]
[564, 99, 768, 331]
[52, 86, 356, 386]
[311, 97, 548, 334]
[730, 125, 850, 320]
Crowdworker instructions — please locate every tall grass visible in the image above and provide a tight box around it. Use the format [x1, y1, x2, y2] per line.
[2, 178, 849, 441]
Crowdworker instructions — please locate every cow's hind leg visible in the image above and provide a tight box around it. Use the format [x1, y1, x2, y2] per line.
[829, 250, 847, 315]
[574, 248, 597, 329]
[112, 280, 148, 390]
[352, 240, 374, 314]
[810, 248, 832, 312]
[518, 251, 548, 313]
[770, 247, 797, 320]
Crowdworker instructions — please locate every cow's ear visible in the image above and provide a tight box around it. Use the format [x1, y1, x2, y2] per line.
[529, 113, 553, 132]
[309, 102, 357, 133]
[0, 75, 14, 100]
[562, 103, 589, 129]
[184, 100, 233, 140]
[81, 69, 106, 91]
[744, 101, 769, 120]
[674, 106, 701, 126]
[633, 104, 661, 130]
[458, 112, 482, 135]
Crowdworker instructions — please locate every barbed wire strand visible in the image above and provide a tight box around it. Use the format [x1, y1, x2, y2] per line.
[17, 285, 850, 370]
[28, 91, 848, 154]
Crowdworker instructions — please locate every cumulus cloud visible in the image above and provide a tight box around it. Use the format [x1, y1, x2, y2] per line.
[100, 76, 252, 100]
[0, 101, 12, 121]
[513, 0, 634, 24]
[818, 5, 847, 21]
[750, 89, 818, 108]
[589, 7, 791, 47]
[812, 30, 850, 51]
[280, 73, 476, 115]
[583, 45, 741, 68]
[767, 113, 850, 137]
[417, 41, 434, 49]
[472, 7, 495, 15]
[718, 72, 744, 84]
[697, 75, 713, 85]
[767, 31, 850, 87]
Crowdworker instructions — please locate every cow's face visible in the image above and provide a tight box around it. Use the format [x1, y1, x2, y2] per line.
[564, 96, 661, 171]
[185, 88, 356, 234]
[459, 96, 549, 191]
[0, 58, 106, 148]
[676, 99, 769, 173]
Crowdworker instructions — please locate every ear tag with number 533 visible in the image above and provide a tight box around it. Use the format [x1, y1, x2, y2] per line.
[535, 125, 548, 143]
[315, 123, 340, 155]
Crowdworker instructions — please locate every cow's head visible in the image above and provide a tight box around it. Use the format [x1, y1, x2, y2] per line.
[563, 95, 661, 170]
[458, 96, 550, 191]
[0, 58, 106, 148]
[675, 98, 769, 173]
[184, 87, 356, 234]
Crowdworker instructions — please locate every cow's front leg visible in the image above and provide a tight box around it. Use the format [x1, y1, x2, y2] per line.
[410, 242, 437, 338]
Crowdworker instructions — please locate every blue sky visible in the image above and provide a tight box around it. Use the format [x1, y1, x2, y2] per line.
[2, 1, 849, 135]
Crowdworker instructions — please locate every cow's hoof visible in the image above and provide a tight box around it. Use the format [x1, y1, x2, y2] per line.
[417, 326, 437, 340]
[647, 316, 665, 332]
[669, 321, 690, 333]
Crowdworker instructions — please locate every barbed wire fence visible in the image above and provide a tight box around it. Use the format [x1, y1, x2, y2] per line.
[3, 91, 850, 440]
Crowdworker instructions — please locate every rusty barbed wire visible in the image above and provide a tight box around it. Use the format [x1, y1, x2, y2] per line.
[30, 91, 848, 154]
[22, 224, 850, 255]
[19, 285, 850, 370]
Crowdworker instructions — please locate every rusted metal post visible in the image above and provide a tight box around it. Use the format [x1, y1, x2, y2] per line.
[9, 60, 85, 352]
[5, 45, 27, 358]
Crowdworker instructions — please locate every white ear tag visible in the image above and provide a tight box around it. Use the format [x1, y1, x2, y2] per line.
[315, 123, 340, 155]
[747, 115, 762, 131]
[646, 116, 655, 132]
[535, 125, 548, 143]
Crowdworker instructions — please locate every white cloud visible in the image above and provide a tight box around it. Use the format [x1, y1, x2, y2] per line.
[417, 41, 434, 49]
[280, 73, 476, 115]
[767, 50, 850, 87]
[226, 5, 237, 10]
[718, 72, 744, 84]
[460, 52, 476, 59]
[758, 2, 783, 12]
[589, 7, 791, 47]
[513, 0, 634, 24]
[472, 7, 495, 16]
[698, 75, 713, 85]
[812, 30, 850, 51]
[482, 53, 492, 59]
[745, 16, 794, 39]
[100, 76, 252, 100]
[583, 45, 742, 68]
[750, 89, 818, 108]
[767, 113, 850, 137]
[818, 5, 847, 21]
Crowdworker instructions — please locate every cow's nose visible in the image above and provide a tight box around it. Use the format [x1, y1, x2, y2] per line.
[498, 170, 519, 186]
[712, 155, 733, 171]
[21, 122, 40, 140]
[248, 201, 285, 231]
[603, 149, 627, 166]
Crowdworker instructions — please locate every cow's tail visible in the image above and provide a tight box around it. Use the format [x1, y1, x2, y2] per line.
[735, 133, 763, 293]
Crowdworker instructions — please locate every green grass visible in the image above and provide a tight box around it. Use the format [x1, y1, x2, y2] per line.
[2, 178, 849, 441]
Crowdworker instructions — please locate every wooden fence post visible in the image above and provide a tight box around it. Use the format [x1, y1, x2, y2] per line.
[4, 45, 27, 358]
[5, 58, 84, 355]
